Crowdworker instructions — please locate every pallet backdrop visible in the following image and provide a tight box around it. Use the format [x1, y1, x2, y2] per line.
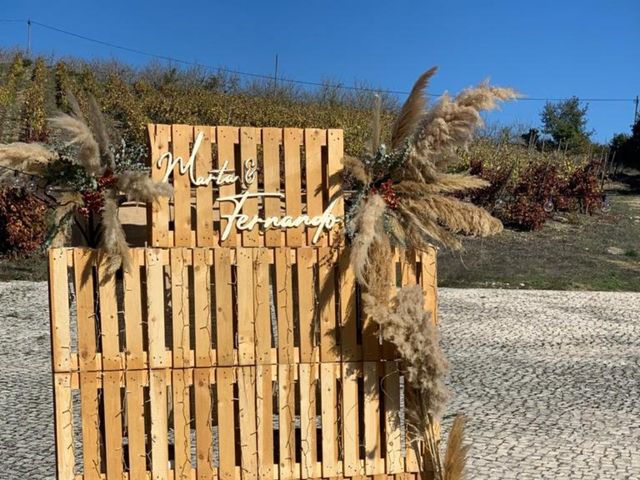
[49, 125, 439, 480]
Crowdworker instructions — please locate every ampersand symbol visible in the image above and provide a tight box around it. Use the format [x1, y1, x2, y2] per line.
[243, 158, 257, 186]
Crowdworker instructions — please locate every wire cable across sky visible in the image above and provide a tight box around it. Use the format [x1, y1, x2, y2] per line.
[1, 18, 637, 104]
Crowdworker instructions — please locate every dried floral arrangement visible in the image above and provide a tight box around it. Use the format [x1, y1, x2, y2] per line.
[0, 91, 172, 273]
[345, 67, 517, 480]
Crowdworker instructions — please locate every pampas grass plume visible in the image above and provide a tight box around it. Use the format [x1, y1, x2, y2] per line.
[117, 171, 173, 202]
[49, 114, 102, 175]
[443, 415, 469, 480]
[366, 285, 449, 417]
[349, 194, 387, 284]
[414, 84, 519, 157]
[390, 67, 437, 150]
[100, 195, 131, 276]
[0, 142, 56, 177]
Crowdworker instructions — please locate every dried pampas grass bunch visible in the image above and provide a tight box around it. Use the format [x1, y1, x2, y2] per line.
[346, 68, 516, 480]
[345, 67, 517, 257]
[0, 90, 172, 274]
[365, 284, 451, 480]
[0, 142, 56, 178]
[47, 90, 172, 275]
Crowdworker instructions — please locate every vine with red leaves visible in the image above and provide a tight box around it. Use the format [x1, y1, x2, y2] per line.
[0, 187, 48, 254]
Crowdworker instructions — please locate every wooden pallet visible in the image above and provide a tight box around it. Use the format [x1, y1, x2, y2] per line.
[49, 124, 439, 480]
[50, 247, 437, 373]
[49, 246, 437, 480]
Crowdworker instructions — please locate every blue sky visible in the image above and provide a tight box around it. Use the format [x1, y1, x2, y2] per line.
[2, 0, 639, 142]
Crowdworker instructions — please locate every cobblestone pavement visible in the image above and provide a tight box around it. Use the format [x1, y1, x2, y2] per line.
[439, 289, 640, 480]
[1, 282, 639, 479]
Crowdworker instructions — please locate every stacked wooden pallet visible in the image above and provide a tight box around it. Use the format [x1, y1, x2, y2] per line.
[48, 125, 438, 480]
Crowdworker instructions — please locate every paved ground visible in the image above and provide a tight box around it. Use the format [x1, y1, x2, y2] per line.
[1, 283, 639, 479]
[439, 289, 640, 479]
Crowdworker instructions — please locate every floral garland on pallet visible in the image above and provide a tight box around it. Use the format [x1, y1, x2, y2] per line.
[345, 67, 517, 480]
[0, 90, 172, 275]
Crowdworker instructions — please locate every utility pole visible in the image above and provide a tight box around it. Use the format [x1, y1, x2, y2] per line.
[27, 19, 32, 57]
[273, 54, 279, 92]
[634, 95, 639, 124]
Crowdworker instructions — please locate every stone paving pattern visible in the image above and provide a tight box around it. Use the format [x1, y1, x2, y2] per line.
[1, 282, 639, 479]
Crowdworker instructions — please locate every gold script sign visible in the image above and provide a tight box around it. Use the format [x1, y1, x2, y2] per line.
[156, 132, 340, 243]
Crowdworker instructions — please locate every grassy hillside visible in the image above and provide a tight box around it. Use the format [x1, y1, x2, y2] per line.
[438, 175, 640, 291]
[0, 51, 398, 155]
[1, 51, 637, 290]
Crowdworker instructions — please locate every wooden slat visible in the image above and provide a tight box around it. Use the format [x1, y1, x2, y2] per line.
[240, 127, 260, 246]
[150, 369, 169, 480]
[411, 250, 438, 475]
[420, 249, 438, 324]
[298, 363, 318, 479]
[98, 260, 122, 371]
[339, 248, 358, 361]
[236, 249, 255, 365]
[275, 247, 294, 364]
[296, 249, 316, 363]
[49, 249, 71, 372]
[320, 363, 340, 478]
[217, 126, 239, 247]
[237, 367, 258, 480]
[214, 249, 234, 366]
[254, 248, 271, 364]
[79, 372, 101, 479]
[173, 369, 192, 479]
[405, 423, 419, 473]
[148, 124, 172, 247]
[216, 367, 236, 480]
[384, 362, 402, 474]
[283, 128, 303, 246]
[304, 129, 326, 246]
[195, 126, 216, 247]
[318, 248, 337, 362]
[124, 250, 144, 370]
[401, 253, 417, 287]
[364, 362, 383, 475]
[53, 373, 75, 480]
[341, 362, 360, 477]
[256, 364, 274, 480]
[278, 364, 296, 480]
[194, 249, 214, 367]
[195, 368, 215, 479]
[362, 282, 381, 362]
[74, 249, 99, 372]
[326, 129, 344, 246]
[125, 370, 147, 480]
[172, 124, 193, 246]
[103, 370, 124, 479]
[171, 248, 191, 368]
[383, 254, 408, 360]
[146, 249, 168, 369]
[263, 127, 283, 246]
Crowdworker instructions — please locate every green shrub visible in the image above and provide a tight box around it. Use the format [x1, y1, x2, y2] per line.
[0, 54, 25, 106]
[20, 58, 48, 142]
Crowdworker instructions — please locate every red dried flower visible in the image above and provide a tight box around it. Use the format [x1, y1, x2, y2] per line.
[371, 179, 399, 209]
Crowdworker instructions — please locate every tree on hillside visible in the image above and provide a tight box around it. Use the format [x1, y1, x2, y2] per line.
[610, 119, 640, 169]
[540, 96, 593, 152]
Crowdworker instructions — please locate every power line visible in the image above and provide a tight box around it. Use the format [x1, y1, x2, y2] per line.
[1, 18, 636, 103]
[28, 20, 421, 96]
